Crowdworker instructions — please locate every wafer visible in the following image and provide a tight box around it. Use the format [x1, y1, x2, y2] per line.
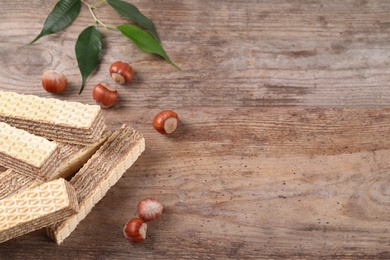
[49, 131, 112, 181]
[0, 178, 79, 243]
[0, 91, 106, 145]
[47, 125, 145, 244]
[0, 122, 59, 180]
[0, 169, 44, 200]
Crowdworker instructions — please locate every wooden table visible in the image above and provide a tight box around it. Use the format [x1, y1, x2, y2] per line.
[1, 0, 390, 258]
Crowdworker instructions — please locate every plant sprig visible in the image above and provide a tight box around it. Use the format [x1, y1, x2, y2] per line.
[30, 0, 179, 94]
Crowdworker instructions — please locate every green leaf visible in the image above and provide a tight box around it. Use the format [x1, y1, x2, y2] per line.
[75, 26, 102, 94]
[29, 0, 81, 44]
[107, 0, 161, 42]
[117, 24, 179, 69]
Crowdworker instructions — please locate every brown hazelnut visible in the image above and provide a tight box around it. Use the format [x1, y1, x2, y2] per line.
[153, 110, 179, 134]
[109, 61, 134, 84]
[92, 83, 118, 108]
[41, 70, 67, 93]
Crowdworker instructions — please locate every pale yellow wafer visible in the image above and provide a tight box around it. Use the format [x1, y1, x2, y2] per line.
[0, 178, 79, 243]
[0, 122, 59, 179]
[0, 169, 44, 200]
[0, 91, 106, 145]
[47, 125, 145, 244]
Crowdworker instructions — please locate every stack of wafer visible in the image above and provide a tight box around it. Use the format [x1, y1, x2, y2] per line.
[0, 91, 145, 244]
[48, 125, 145, 244]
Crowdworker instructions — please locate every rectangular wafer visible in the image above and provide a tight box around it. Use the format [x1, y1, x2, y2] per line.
[0, 169, 44, 200]
[0, 122, 59, 180]
[0, 178, 79, 243]
[47, 125, 145, 244]
[0, 91, 106, 145]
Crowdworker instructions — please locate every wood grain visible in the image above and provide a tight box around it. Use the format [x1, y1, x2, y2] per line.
[0, 0, 390, 259]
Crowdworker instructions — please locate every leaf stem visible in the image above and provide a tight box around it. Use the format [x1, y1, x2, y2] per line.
[82, 0, 115, 29]
[91, 0, 107, 8]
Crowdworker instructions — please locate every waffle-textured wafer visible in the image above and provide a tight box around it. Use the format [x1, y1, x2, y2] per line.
[0, 178, 79, 243]
[47, 125, 145, 244]
[0, 169, 44, 200]
[0, 122, 59, 179]
[0, 91, 106, 145]
[49, 131, 112, 181]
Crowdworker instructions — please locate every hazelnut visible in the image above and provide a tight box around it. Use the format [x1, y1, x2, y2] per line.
[153, 110, 179, 134]
[123, 218, 147, 243]
[41, 70, 67, 93]
[92, 83, 118, 108]
[137, 198, 163, 222]
[109, 61, 134, 84]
